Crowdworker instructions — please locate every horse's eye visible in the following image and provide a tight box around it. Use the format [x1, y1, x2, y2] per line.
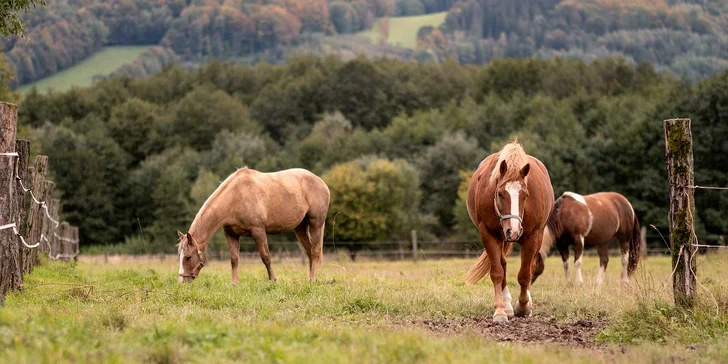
[497, 193, 502, 198]
[185, 256, 191, 261]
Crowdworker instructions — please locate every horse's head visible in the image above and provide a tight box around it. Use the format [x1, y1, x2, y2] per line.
[177, 231, 207, 283]
[494, 160, 530, 242]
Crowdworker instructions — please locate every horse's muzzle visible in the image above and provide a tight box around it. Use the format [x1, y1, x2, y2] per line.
[505, 228, 523, 242]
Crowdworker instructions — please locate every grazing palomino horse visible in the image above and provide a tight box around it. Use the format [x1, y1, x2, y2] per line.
[465, 141, 554, 323]
[177, 167, 330, 283]
[532, 192, 641, 286]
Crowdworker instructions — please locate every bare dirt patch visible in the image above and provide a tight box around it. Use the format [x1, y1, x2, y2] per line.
[411, 316, 607, 347]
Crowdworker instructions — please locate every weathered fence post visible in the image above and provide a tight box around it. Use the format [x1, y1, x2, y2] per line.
[664, 118, 697, 308]
[58, 222, 70, 261]
[50, 198, 60, 259]
[465, 246, 471, 259]
[411, 230, 418, 263]
[24, 156, 46, 271]
[11, 140, 30, 289]
[71, 226, 79, 262]
[39, 180, 54, 256]
[0, 102, 18, 301]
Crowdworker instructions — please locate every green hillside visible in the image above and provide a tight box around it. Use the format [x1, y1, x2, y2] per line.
[17, 46, 150, 94]
[359, 12, 448, 49]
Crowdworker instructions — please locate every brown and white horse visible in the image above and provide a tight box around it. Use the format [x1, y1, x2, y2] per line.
[177, 167, 330, 283]
[532, 192, 641, 286]
[465, 141, 554, 323]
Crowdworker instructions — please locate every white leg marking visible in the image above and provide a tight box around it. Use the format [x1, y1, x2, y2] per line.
[503, 286, 514, 315]
[178, 253, 184, 283]
[505, 182, 522, 235]
[621, 252, 629, 283]
[575, 236, 584, 283]
[575, 256, 583, 283]
[596, 265, 606, 286]
[563, 259, 570, 280]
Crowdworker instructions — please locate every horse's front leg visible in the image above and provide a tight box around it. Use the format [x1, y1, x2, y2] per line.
[515, 232, 541, 317]
[479, 225, 508, 323]
[224, 228, 241, 284]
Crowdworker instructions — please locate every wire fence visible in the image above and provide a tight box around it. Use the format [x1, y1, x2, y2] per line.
[0, 103, 80, 301]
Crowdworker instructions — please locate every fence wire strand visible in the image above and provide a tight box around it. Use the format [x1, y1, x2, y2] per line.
[1, 152, 79, 260]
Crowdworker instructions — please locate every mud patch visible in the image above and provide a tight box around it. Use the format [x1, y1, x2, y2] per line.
[414, 316, 606, 347]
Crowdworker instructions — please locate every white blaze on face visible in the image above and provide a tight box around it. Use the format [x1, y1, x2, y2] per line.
[504, 181, 522, 236]
[178, 250, 184, 282]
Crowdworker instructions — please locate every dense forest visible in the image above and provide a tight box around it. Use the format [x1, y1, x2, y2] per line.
[4, 0, 728, 88]
[15, 56, 728, 254]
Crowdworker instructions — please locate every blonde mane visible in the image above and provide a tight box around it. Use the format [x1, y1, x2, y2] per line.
[489, 141, 528, 184]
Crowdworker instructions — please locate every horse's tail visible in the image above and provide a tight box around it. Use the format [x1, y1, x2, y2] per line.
[465, 250, 491, 285]
[628, 213, 642, 276]
[465, 242, 512, 285]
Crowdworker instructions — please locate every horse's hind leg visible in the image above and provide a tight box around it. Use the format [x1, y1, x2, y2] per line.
[252, 229, 276, 281]
[558, 243, 570, 281]
[294, 221, 313, 264]
[619, 239, 630, 285]
[224, 227, 241, 284]
[307, 216, 325, 281]
[596, 244, 609, 286]
[573, 235, 585, 283]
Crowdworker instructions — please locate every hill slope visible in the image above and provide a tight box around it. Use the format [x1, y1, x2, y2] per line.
[4, 0, 728, 88]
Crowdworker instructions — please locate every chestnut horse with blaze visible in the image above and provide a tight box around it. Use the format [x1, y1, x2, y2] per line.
[465, 141, 554, 323]
[532, 192, 641, 286]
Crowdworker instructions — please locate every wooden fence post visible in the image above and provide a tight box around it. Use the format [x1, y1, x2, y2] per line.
[664, 118, 697, 308]
[0, 102, 19, 302]
[71, 226, 79, 262]
[50, 198, 60, 259]
[10, 140, 29, 289]
[411, 230, 418, 263]
[26, 155, 48, 271]
[58, 222, 70, 261]
[39, 180, 54, 256]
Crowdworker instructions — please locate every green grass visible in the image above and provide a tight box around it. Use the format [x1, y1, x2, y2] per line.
[2, 254, 728, 363]
[359, 12, 448, 49]
[16, 46, 150, 94]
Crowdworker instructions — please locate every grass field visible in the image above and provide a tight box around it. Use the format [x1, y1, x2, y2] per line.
[16, 46, 150, 94]
[2, 254, 728, 363]
[359, 12, 448, 49]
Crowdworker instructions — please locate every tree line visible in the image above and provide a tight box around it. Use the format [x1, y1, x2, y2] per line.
[6, 0, 728, 89]
[16, 56, 728, 254]
[421, 0, 728, 82]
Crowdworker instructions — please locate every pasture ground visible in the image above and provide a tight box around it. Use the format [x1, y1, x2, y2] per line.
[359, 12, 448, 49]
[2, 254, 728, 363]
[16, 46, 150, 94]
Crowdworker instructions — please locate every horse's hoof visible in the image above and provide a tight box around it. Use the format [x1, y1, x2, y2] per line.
[492, 314, 509, 323]
[505, 304, 514, 317]
[514, 304, 532, 318]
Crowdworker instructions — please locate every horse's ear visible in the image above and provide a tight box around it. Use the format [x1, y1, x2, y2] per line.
[177, 231, 185, 240]
[499, 160, 508, 176]
[520, 163, 530, 178]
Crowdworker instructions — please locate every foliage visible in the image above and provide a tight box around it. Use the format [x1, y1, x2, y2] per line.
[0, 0, 46, 36]
[16, 56, 728, 253]
[323, 157, 426, 257]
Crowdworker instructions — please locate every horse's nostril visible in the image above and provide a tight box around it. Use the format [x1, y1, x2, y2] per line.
[506, 228, 512, 237]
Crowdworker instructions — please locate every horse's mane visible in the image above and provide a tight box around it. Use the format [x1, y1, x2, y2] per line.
[489, 140, 528, 184]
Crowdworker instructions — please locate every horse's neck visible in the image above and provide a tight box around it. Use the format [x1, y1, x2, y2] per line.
[188, 199, 224, 248]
